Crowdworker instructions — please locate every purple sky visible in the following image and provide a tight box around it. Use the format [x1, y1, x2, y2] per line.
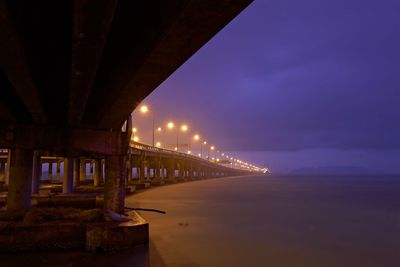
[132, 0, 400, 173]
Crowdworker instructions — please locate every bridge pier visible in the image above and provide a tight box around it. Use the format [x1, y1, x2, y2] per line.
[104, 155, 126, 213]
[31, 152, 41, 194]
[94, 159, 101, 187]
[6, 150, 11, 185]
[80, 157, 86, 181]
[89, 161, 94, 180]
[139, 161, 145, 183]
[73, 158, 80, 187]
[126, 160, 132, 184]
[48, 162, 53, 181]
[0, 162, 5, 183]
[7, 148, 33, 211]
[63, 158, 74, 194]
[55, 160, 61, 182]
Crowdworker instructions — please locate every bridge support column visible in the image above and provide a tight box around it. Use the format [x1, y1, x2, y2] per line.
[160, 162, 165, 179]
[31, 152, 41, 194]
[104, 155, 126, 214]
[80, 158, 86, 181]
[146, 162, 150, 180]
[73, 158, 80, 187]
[55, 160, 61, 182]
[188, 162, 193, 179]
[94, 159, 101, 187]
[139, 161, 145, 183]
[125, 159, 131, 184]
[6, 150, 11, 185]
[167, 161, 175, 181]
[63, 158, 74, 194]
[155, 159, 161, 180]
[179, 162, 184, 179]
[7, 148, 33, 211]
[0, 162, 5, 183]
[89, 161, 94, 180]
[48, 162, 53, 181]
[100, 159, 105, 184]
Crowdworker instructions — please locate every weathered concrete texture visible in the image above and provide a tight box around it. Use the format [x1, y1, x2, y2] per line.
[104, 155, 126, 213]
[86, 211, 148, 253]
[0, 222, 86, 251]
[7, 148, 33, 210]
[0, 211, 147, 252]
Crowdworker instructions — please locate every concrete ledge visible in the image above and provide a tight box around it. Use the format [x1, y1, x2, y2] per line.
[0, 222, 86, 251]
[135, 182, 151, 189]
[86, 211, 148, 252]
[0, 211, 148, 252]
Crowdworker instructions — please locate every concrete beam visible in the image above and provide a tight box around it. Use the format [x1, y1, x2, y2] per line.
[0, 2, 47, 124]
[69, 0, 118, 125]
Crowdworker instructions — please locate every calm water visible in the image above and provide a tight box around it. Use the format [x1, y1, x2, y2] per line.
[1, 175, 399, 266]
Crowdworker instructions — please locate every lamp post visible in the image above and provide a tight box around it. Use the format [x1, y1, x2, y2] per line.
[209, 145, 215, 160]
[167, 122, 188, 152]
[139, 104, 155, 147]
[193, 134, 200, 156]
[202, 141, 207, 159]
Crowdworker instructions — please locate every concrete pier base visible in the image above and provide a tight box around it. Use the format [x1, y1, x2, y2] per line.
[7, 148, 33, 211]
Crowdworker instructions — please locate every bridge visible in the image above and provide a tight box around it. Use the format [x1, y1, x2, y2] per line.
[0, 0, 254, 213]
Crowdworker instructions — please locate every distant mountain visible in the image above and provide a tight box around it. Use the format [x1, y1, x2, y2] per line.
[290, 166, 384, 176]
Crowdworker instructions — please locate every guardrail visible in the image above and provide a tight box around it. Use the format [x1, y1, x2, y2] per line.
[129, 141, 246, 171]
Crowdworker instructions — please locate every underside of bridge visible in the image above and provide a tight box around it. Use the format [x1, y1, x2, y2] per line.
[0, 0, 253, 212]
[0, 0, 251, 151]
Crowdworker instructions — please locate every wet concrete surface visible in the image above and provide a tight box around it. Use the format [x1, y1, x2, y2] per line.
[1, 175, 399, 266]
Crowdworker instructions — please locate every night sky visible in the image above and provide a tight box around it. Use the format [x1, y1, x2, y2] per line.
[132, 0, 400, 173]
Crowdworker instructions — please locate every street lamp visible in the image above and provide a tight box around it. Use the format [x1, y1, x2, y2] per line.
[202, 141, 207, 159]
[209, 145, 215, 160]
[139, 104, 155, 147]
[192, 134, 200, 157]
[167, 122, 188, 152]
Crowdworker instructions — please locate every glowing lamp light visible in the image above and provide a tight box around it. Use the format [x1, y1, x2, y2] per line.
[187, 150, 191, 154]
[167, 122, 175, 129]
[181, 124, 188, 132]
[210, 146, 215, 150]
[157, 127, 162, 132]
[132, 127, 137, 133]
[194, 134, 200, 140]
[133, 136, 139, 142]
[156, 142, 161, 147]
[140, 105, 149, 113]
[203, 141, 207, 145]
[174, 146, 178, 151]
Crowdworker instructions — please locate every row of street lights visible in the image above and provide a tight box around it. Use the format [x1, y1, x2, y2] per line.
[132, 104, 264, 172]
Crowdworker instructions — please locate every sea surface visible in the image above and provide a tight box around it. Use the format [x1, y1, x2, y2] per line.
[1, 175, 399, 267]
